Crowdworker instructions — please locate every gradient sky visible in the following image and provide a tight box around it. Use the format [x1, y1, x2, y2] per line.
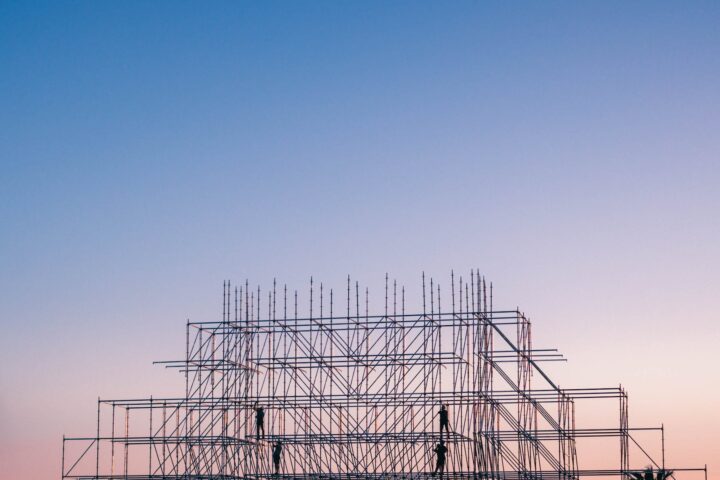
[1, 1, 719, 479]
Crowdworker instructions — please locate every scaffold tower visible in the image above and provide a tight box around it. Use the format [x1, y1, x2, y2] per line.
[61, 272, 708, 480]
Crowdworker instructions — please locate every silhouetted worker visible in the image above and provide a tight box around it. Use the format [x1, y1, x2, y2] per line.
[255, 405, 265, 439]
[272, 441, 283, 474]
[433, 439, 448, 477]
[438, 404, 449, 436]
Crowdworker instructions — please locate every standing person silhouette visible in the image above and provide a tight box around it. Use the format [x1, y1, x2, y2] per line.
[438, 404, 449, 437]
[433, 439, 448, 477]
[272, 441, 283, 474]
[255, 405, 265, 439]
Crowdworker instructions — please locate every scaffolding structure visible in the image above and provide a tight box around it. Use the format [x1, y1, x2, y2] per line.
[61, 272, 708, 480]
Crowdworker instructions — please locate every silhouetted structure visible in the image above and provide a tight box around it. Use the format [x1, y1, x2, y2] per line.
[60, 272, 708, 480]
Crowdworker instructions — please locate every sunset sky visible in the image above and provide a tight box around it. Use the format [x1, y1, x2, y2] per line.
[0, 1, 718, 479]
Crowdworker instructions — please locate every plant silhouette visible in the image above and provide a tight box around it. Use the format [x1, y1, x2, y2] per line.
[628, 467, 674, 480]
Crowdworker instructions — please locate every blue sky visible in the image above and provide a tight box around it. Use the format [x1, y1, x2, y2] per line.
[1, 1, 719, 478]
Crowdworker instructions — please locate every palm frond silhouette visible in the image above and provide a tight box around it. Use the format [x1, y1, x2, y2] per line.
[628, 467, 673, 480]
